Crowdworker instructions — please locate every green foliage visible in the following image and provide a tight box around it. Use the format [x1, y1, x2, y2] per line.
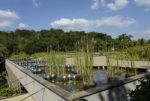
[115, 34, 133, 51]
[0, 44, 8, 57]
[74, 37, 94, 84]
[0, 71, 15, 97]
[0, 29, 150, 56]
[42, 51, 66, 76]
[0, 87, 20, 97]
[106, 51, 138, 78]
[109, 45, 150, 61]
[130, 75, 150, 101]
[127, 45, 150, 61]
[0, 29, 114, 55]
[11, 52, 29, 59]
[106, 54, 123, 78]
[31, 52, 49, 58]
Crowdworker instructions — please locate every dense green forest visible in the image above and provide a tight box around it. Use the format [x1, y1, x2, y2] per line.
[0, 29, 113, 55]
[0, 29, 149, 55]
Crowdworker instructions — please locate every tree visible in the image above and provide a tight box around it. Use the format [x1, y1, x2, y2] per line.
[116, 34, 133, 50]
[137, 38, 146, 46]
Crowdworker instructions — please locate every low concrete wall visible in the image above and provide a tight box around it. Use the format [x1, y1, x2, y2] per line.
[5, 65, 19, 88]
[66, 56, 150, 69]
[83, 78, 141, 101]
[66, 56, 107, 67]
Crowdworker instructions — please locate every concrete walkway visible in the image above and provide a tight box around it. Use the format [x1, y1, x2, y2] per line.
[0, 94, 34, 101]
[66, 56, 150, 69]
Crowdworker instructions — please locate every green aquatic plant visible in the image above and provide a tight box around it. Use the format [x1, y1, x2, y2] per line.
[42, 51, 66, 77]
[106, 54, 114, 78]
[55, 52, 66, 76]
[106, 50, 139, 79]
[128, 51, 138, 75]
[74, 37, 94, 85]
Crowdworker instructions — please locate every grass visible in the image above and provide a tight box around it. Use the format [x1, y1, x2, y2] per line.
[11, 52, 29, 59]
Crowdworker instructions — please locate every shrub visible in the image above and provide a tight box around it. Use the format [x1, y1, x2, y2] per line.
[0, 87, 20, 97]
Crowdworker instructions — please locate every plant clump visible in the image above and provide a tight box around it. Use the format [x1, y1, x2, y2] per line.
[74, 37, 95, 88]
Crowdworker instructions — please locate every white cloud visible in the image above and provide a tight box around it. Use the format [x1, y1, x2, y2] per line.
[134, 0, 150, 11]
[90, 0, 150, 11]
[50, 16, 135, 31]
[143, 29, 150, 35]
[0, 9, 19, 30]
[134, 0, 150, 8]
[128, 29, 150, 40]
[51, 18, 92, 31]
[18, 23, 29, 29]
[90, 0, 129, 11]
[91, 0, 100, 10]
[32, 0, 40, 7]
[95, 15, 135, 27]
[107, 0, 129, 11]
[90, 0, 105, 10]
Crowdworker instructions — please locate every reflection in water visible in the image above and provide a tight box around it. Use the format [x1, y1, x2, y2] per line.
[53, 70, 108, 92]
[93, 70, 108, 85]
[56, 81, 83, 92]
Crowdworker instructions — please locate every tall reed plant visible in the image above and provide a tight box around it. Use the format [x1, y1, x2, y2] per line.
[42, 51, 66, 77]
[74, 37, 94, 85]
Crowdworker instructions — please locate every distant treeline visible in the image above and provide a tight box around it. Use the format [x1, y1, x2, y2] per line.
[0, 28, 150, 56]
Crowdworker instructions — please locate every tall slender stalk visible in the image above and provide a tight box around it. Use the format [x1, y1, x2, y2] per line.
[106, 55, 114, 78]
[42, 51, 66, 77]
[74, 37, 94, 85]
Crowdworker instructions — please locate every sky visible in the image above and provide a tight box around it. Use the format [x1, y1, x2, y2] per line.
[0, 0, 150, 39]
